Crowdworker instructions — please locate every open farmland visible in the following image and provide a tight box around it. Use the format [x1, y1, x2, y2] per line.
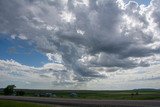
[0, 89, 160, 107]
[13, 89, 160, 100]
[0, 96, 160, 107]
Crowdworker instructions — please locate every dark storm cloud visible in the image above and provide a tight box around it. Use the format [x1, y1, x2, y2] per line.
[0, 0, 160, 82]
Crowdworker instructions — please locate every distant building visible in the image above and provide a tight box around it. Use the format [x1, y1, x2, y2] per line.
[70, 92, 78, 97]
[39, 93, 55, 97]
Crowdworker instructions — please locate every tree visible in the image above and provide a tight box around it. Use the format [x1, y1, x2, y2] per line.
[16, 90, 25, 96]
[3, 85, 16, 95]
[135, 90, 139, 95]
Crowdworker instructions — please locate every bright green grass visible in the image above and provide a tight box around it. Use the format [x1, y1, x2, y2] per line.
[0, 100, 52, 107]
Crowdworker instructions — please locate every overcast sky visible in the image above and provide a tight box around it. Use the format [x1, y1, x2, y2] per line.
[0, 0, 160, 90]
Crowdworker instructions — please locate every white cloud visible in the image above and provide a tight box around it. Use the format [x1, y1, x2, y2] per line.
[42, 63, 65, 71]
[18, 34, 28, 40]
[46, 53, 63, 63]
[11, 35, 16, 39]
[0, 59, 76, 89]
[60, 11, 76, 23]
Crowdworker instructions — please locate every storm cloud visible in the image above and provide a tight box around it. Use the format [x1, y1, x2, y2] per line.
[0, 0, 160, 84]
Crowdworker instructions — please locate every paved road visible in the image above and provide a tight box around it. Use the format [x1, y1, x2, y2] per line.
[0, 96, 160, 107]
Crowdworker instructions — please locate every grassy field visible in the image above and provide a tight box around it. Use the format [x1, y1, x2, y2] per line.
[0, 100, 53, 107]
[58, 90, 160, 100]
[13, 89, 160, 100]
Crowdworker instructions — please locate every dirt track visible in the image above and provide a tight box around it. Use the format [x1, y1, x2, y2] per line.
[0, 96, 160, 107]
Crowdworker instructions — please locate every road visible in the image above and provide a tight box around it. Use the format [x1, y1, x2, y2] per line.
[0, 96, 160, 107]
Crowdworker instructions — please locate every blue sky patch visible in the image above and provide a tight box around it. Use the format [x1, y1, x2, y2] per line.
[125, 0, 151, 5]
[0, 34, 49, 67]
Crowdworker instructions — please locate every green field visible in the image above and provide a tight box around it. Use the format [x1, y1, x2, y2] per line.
[57, 90, 160, 100]
[0, 100, 52, 107]
[13, 89, 160, 100]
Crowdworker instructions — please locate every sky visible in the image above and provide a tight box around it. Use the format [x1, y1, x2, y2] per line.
[125, 0, 150, 5]
[0, 0, 160, 90]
